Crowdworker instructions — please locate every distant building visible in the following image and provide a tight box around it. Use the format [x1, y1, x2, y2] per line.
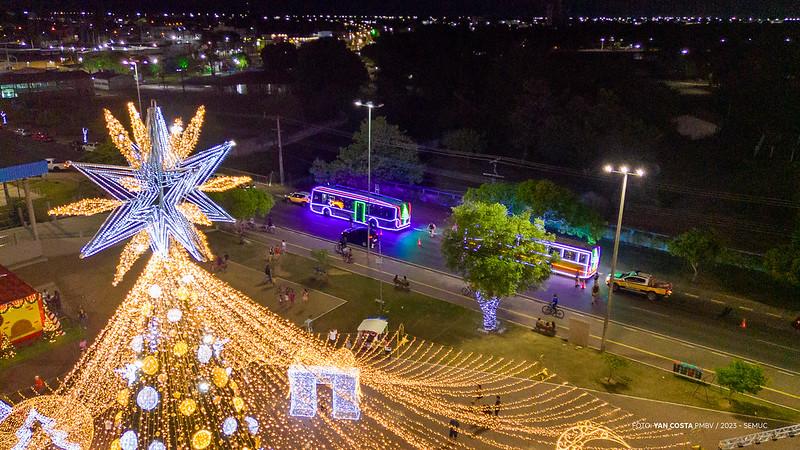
[0, 69, 93, 99]
[92, 71, 136, 90]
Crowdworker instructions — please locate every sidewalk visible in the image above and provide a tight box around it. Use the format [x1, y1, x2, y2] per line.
[231, 226, 800, 413]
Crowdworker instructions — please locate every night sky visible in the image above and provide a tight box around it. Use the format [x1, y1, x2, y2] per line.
[10, 0, 800, 16]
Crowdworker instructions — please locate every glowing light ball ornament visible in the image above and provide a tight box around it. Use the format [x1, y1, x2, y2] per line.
[222, 416, 238, 436]
[141, 355, 159, 375]
[244, 416, 259, 435]
[137, 386, 160, 411]
[120, 430, 138, 450]
[192, 429, 213, 449]
[148, 441, 166, 450]
[173, 341, 188, 356]
[148, 284, 162, 299]
[212, 366, 229, 387]
[197, 344, 212, 364]
[167, 308, 183, 322]
[179, 398, 197, 416]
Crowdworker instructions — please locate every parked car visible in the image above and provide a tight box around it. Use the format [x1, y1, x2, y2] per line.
[284, 191, 310, 205]
[340, 226, 379, 249]
[32, 132, 54, 142]
[14, 128, 31, 137]
[606, 270, 673, 300]
[45, 158, 70, 172]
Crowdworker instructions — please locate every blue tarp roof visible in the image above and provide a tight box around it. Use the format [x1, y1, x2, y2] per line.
[0, 160, 47, 183]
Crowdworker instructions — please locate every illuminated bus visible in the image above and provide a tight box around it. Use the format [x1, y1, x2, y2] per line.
[542, 237, 601, 280]
[309, 185, 412, 231]
[466, 234, 600, 280]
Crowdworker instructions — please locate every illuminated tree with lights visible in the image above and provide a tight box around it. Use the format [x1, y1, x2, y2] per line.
[441, 202, 554, 332]
[0, 332, 15, 359]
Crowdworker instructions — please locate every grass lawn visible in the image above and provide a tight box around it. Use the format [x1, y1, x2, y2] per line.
[214, 231, 798, 423]
[0, 321, 84, 373]
[26, 174, 102, 222]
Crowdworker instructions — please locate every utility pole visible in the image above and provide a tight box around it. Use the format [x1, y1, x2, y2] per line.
[276, 115, 284, 185]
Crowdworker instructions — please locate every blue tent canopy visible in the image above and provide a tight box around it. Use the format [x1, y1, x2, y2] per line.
[0, 160, 47, 183]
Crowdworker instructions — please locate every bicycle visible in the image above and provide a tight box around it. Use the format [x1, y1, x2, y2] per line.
[541, 304, 565, 319]
[461, 285, 474, 297]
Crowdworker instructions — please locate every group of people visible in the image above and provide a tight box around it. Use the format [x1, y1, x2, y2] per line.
[393, 274, 410, 289]
[276, 286, 309, 307]
[535, 317, 557, 335]
[267, 240, 288, 262]
[574, 272, 602, 306]
[41, 289, 62, 316]
[211, 254, 230, 273]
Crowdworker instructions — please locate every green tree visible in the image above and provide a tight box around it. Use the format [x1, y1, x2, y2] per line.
[80, 51, 128, 74]
[601, 353, 630, 385]
[668, 228, 722, 281]
[261, 42, 298, 72]
[463, 182, 524, 215]
[80, 141, 126, 165]
[310, 116, 423, 187]
[441, 128, 487, 154]
[516, 180, 606, 243]
[295, 38, 368, 117]
[209, 188, 274, 221]
[441, 202, 553, 332]
[716, 360, 767, 400]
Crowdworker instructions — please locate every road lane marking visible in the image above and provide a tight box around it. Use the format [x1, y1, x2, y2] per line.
[233, 228, 800, 378]
[627, 305, 670, 318]
[684, 293, 699, 298]
[738, 306, 753, 311]
[756, 339, 800, 353]
[766, 312, 783, 318]
[778, 371, 796, 377]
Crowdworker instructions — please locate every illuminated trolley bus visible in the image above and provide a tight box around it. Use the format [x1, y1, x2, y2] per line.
[309, 185, 412, 231]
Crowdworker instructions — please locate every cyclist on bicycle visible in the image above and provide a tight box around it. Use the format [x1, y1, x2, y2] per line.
[550, 294, 559, 310]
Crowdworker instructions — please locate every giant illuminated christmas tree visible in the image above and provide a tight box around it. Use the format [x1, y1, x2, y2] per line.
[0, 102, 689, 449]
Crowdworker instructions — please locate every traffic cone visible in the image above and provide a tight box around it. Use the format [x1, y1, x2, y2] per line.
[417, 237, 422, 247]
[740, 318, 747, 329]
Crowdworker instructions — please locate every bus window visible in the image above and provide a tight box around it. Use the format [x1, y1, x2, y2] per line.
[370, 205, 395, 220]
[578, 254, 588, 265]
[549, 247, 561, 258]
[312, 191, 325, 203]
[562, 250, 577, 262]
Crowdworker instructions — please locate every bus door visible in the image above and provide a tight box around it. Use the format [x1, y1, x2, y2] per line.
[354, 200, 367, 223]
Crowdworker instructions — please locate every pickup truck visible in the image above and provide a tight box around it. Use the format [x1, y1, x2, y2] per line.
[606, 271, 672, 300]
[45, 158, 70, 172]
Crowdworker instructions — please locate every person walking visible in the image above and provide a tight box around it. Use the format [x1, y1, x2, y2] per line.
[78, 307, 88, 330]
[580, 277, 586, 289]
[277, 287, 285, 307]
[591, 282, 600, 305]
[51, 290, 62, 315]
[34, 375, 45, 393]
[304, 315, 314, 333]
[302, 288, 309, 303]
[288, 288, 296, 306]
[281, 239, 287, 255]
[448, 418, 460, 440]
[494, 395, 501, 416]
[574, 274, 580, 288]
[268, 246, 275, 262]
[264, 263, 273, 284]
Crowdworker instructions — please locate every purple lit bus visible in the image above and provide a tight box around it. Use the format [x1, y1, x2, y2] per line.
[309, 185, 412, 231]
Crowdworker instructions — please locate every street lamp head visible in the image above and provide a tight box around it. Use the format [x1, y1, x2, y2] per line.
[635, 168, 645, 177]
[619, 165, 629, 173]
[354, 100, 363, 107]
[603, 164, 613, 173]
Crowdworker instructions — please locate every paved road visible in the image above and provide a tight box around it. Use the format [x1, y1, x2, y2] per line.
[263, 200, 800, 410]
[268, 201, 800, 368]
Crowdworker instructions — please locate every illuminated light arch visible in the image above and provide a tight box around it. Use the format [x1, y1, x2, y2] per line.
[556, 421, 632, 450]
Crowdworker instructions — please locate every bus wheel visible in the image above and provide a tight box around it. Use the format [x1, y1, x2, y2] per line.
[369, 219, 378, 230]
[323, 208, 331, 217]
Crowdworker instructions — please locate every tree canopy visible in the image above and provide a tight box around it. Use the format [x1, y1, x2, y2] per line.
[80, 52, 128, 74]
[441, 202, 553, 330]
[295, 38, 368, 118]
[716, 360, 767, 399]
[261, 42, 298, 73]
[441, 128, 487, 154]
[209, 188, 274, 221]
[668, 228, 723, 281]
[310, 116, 424, 187]
[463, 180, 605, 243]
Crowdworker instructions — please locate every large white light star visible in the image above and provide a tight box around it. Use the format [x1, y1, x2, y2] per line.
[70, 104, 234, 261]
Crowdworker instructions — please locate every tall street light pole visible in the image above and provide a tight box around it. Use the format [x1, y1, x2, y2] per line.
[355, 100, 384, 308]
[600, 164, 644, 352]
[123, 60, 143, 114]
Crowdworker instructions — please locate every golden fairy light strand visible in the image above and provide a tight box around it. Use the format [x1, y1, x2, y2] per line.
[48, 198, 123, 216]
[198, 175, 252, 192]
[177, 202, 212, 226]
[103, 108, 139, 167]
[113, 231, 150, 286]
[174, 105, 205, 159]
[126, 102, 151, 159]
